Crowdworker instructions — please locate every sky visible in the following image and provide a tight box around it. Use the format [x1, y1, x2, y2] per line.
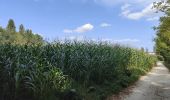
[0, 0, 163, 51]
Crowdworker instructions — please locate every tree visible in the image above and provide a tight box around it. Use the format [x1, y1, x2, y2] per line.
[25, 29, 33, 42]
[0, 19, 44, 45]
[19, 24, 25, 34]
[6, 19, 16, 33]
[155, 0, 170, 66]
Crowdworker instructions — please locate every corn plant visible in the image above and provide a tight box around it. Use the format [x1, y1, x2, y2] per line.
[0, 41, 157, 100]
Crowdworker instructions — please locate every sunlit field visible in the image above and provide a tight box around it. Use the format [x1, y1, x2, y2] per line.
[0, 41, 157, 100]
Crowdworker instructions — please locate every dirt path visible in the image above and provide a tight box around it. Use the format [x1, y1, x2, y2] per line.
[110, 62, 170, 100]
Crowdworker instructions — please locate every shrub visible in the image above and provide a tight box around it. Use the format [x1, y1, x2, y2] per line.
[157, 55, 164, 61]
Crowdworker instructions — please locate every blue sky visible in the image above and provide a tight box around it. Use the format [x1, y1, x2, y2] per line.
[0, 0, 162, 51]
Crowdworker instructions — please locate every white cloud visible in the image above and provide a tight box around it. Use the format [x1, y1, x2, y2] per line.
[63, 23, 94, 33]
[121, 4, 131, 10]
[113, 39, 140, 42]
[146, 16, 159, 21]
[75, 23, 94, 33]
[121, 3, 160, 20]
[63, 29, 73, 33]
[92, 0, 162, 21]
[101, 38, 140, 43]
[100, 23, 111, 27]
[76, 0, 162, 21]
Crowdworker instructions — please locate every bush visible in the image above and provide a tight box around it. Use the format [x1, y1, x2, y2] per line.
[157, 55, 164, 61]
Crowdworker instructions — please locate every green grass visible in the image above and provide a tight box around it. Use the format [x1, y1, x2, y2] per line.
[0, 41, 157, 100]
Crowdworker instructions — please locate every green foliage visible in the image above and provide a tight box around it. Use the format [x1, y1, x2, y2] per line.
[0, 42, 157, 100]
[155, 0, 170, 68]
[0, 19, 44, 45]
[6, 19, 16, 33]
[19, 24, 25, 34]
[0, 44, 70, 100]
[157, 55, 164, 61]
[0, 19, 157, 100]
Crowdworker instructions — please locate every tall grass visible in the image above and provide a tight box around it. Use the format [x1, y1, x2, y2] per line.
[0, 41, 157, 100]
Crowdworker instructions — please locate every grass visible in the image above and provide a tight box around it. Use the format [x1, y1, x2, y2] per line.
[0, 41, 157, 100]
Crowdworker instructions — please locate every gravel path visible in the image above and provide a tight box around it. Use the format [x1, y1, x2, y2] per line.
[123, 62, 170, 100]
[109, 62, 170, 100]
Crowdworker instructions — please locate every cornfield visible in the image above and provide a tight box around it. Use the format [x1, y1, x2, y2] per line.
[0, 41, 157, 100]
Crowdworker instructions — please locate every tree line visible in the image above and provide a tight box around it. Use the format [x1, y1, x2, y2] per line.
[0, 19, 43, 45]
[155, 0, 170, 67]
